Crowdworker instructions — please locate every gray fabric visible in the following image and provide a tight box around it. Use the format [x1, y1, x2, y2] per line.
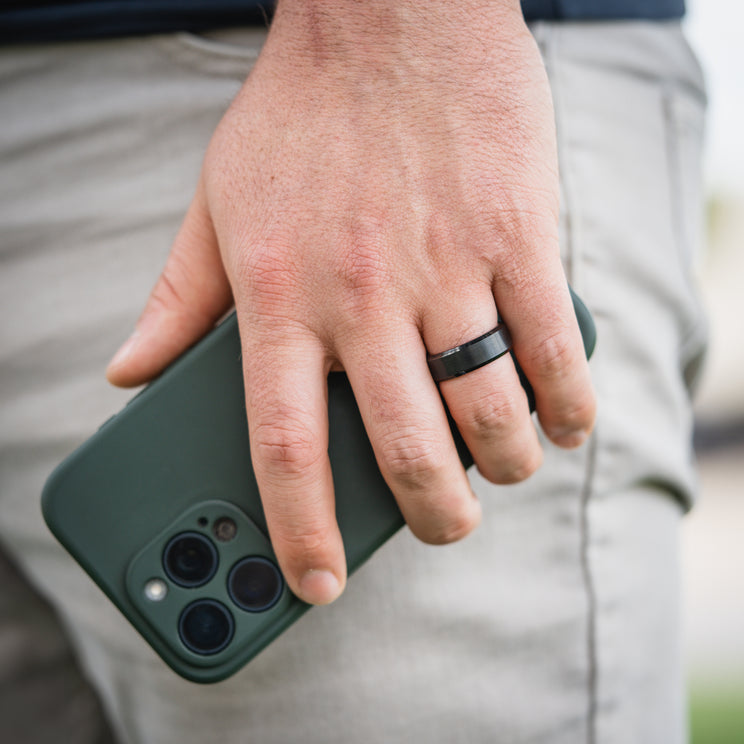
[0, 21, 706, 744]
[0, 546, 118, 744]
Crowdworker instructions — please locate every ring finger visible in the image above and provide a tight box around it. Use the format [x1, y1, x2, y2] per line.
[422, 287, 543, 485]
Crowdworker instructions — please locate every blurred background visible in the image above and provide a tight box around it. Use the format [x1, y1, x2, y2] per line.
[683, 2, 743, 741]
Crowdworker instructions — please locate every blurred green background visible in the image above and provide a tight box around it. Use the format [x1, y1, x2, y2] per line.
[684, 3, 743, 742]
[690, 685, 744, 744]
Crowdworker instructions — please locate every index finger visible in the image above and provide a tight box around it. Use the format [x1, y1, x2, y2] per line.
[238, 315, 347, 606]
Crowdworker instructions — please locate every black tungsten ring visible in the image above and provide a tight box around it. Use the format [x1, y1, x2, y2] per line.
[427, 323, 513, 382]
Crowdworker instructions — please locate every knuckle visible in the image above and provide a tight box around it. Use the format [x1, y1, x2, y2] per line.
[273, 523, 334, 567]
[499, 193, 560, 240]
[379, 429, 445, 489]
[150, 265, 188, 314]
[335, 237, 392, 312]
[252, 420, 322, 477]
[458, 390, 522, 442]
[530, 330, 575, 383]
[474, 191, 560, 264]
[237, 244, 300, 311]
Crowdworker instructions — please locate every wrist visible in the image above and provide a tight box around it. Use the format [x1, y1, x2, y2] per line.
[267, 0, 531, 77]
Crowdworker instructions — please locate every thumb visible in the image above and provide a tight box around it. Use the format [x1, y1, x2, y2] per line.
[107, 183, 232, 387]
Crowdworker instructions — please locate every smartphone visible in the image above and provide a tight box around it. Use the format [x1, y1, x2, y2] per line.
[42, 289, 596, 683]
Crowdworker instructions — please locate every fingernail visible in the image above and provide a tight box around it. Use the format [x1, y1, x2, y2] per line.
[298, 569, 342, 605]
[108, 330, 140, 369]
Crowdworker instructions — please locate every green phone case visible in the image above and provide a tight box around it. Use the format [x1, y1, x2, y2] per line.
[42, 289, 596, 683]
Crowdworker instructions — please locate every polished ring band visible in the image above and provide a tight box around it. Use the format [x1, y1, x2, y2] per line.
[427, 323, 513, 383]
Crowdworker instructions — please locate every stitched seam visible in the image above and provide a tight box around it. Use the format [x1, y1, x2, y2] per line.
[539, 24, 597, 740]
[579, 432, 599, 744]
[661, 84, 709, 362]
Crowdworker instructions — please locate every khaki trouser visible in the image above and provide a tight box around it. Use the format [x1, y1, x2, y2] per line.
[0, 21, 706, 744]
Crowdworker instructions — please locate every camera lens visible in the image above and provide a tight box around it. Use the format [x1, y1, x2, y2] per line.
[228, 557, 284, 612]
[163, 531, 218, 588]
[178, 600, 234, 655]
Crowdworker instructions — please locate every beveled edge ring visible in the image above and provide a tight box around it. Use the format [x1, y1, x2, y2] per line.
[427, 323, 513, 383]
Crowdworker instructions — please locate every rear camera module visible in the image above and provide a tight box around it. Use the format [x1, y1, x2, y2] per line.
[228, 556, 284, 613]
[178, 599, 234, 655]
[163, 531, 218, 588]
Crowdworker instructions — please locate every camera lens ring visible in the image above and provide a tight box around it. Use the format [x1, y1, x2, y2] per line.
[227, 556, 284, 613]
[163, 531, 218, 588]
[178, 599, 234, 656]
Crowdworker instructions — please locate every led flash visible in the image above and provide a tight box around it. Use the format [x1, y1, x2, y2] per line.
[144, 578, 168, 602]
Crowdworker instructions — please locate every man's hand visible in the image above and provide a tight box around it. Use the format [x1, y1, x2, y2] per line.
[107, 0, 595, 605]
